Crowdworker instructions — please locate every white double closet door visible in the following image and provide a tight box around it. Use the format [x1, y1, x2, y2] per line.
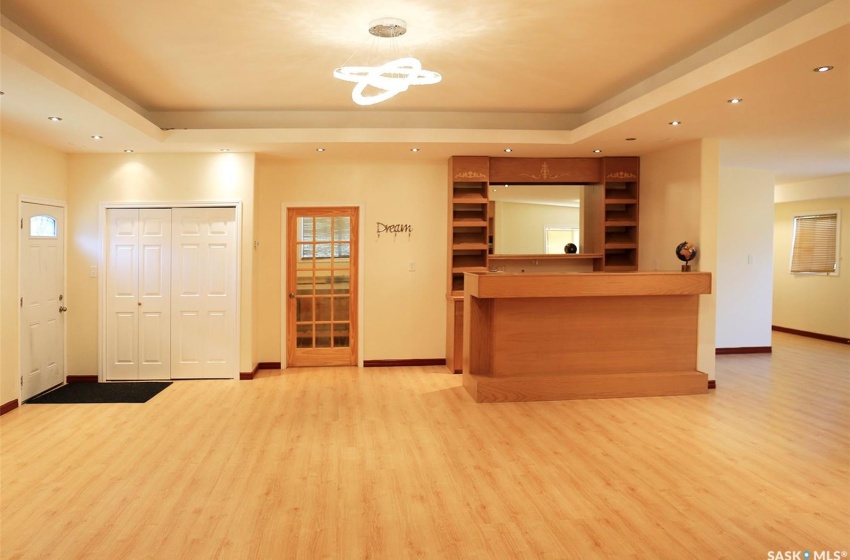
[105, 207, 237, 380]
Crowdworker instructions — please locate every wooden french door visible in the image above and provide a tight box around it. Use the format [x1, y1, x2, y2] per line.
[286, 207, 358, 367]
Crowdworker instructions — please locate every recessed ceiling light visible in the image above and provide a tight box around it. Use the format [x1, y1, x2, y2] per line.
[626, 137, 637, 141]
[814, 65, 833, 72]
[316, 147, 326, 152]
[727, 98, 743, 104]
[48, 116, 63, 122]
[669, 121, 682, 126]
[124, 149, 134, 153]
[593, 149, 602, 153]
[504, 148, 512, 153]
[504, 184, 509, 188]
[220, 148, 230, 152]
[91, 135, 103, 140]
[411, 147, 420, 152]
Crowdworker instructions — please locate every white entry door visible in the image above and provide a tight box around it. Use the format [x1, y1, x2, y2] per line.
[171, 207, 237, 379]
[20, 202, 65, 400]
[105, 208, 172, 380]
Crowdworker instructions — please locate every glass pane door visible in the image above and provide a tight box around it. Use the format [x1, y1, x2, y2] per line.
[287, 207, 358, 367]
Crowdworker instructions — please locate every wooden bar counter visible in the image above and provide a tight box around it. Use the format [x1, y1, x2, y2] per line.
[462, 271, 712, 402]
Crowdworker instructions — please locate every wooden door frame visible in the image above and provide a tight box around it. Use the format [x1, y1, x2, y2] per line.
[97, 201, 243, 382]
[281, 203, 365, 368]
[18, 196, 67, 402]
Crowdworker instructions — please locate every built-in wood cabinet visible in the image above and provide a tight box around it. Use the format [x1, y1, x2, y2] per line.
[448, 157, 490, 296]
[447, 157, 489, 373]
[602, 157, 640, 271]
[445, 155, 641, 373]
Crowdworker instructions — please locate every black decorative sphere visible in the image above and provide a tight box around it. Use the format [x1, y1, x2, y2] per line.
[676, 241, 697, 262]
[564, 243, 578, 254]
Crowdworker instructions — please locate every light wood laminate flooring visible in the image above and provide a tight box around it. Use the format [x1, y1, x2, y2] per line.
[1, 332, 848, 559]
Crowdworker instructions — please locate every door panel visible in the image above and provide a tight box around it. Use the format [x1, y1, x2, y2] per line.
[20, 202, 65, 400]
[171, 207, 237, 379]
[106, 208, 171, 380]
[286, 207, 358, 367]
[138, 210, 171, 379]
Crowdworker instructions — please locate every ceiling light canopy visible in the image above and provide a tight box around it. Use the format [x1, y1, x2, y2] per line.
[333, 18, 441, 106]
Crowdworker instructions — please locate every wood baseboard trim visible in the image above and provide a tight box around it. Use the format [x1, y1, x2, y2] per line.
[67, 375, 98, 383]
[241, 362, 282, 380]
[258, 362, 282, 370]
[715, 346, 772, 355]
[1, 399, 20, 416]
[708, 380, 716, 389]
[772, 326, 850, 345]
[364, 358, 447, 368]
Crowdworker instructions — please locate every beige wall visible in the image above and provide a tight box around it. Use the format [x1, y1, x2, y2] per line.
[66, 153, 256, 376]
[254, 156, 447, 362]
[775, 174, 850, 203]
[0, 132, 68, 405]
[716, 167, 775, 348]
[640, 140, 718, 378]
[773, 195, 850, 339]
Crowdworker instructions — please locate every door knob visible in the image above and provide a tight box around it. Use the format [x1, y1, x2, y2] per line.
[59, 306, 68, 313]
[289, 293, 296, 299]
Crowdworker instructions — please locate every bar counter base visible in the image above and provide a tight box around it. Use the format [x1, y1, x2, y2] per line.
[464, 370, 708, 403]
[462, 271, 713, 403]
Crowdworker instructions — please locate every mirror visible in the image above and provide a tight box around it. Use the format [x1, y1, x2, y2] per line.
[489, 184, 585, 255]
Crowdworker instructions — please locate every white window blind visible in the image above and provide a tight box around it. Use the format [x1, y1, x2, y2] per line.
[790, 213, 838, 274]
[300, 216, 351, 259]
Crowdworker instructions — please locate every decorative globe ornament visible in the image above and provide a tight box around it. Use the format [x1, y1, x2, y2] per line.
[676, 241, 697, 271]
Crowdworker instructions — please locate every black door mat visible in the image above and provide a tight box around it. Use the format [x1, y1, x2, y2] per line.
[27, 382, 172, 404]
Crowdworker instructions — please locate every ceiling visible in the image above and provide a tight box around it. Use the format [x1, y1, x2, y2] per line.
[1, 0, 848, 182]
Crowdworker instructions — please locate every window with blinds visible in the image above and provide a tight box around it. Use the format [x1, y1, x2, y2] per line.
[299, 216, 351, 259]
[790, 212, 839, 274]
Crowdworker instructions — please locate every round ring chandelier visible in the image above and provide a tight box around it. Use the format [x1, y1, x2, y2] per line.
[333, 18, 442, 106]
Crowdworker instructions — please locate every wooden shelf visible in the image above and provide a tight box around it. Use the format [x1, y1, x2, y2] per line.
[603, 265, 638, 272]
[453, 243, 488, 250]
[605, 198, 638, 204]
[605, 220, 638, 227]
[453, 193, 488, 203]
[452, 266, 489, 274]
[452, 219, 488, 227]
[604, 243, 637, 250]
[489, 253, 603, 262]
